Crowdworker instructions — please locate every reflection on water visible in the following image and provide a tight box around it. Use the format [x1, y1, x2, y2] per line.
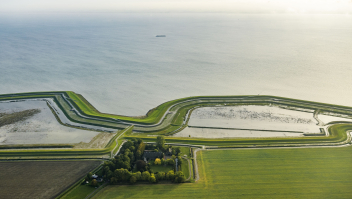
[0, 13, 351, 115]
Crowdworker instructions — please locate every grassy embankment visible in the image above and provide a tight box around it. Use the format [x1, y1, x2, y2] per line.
[2, 91, 352, 151]
[93, 146, 352, 199]
[3, 91, 352, 134]
[3, 91, 352, 126]
[124, 123, 352, 147]
[67, 92, 352, 122]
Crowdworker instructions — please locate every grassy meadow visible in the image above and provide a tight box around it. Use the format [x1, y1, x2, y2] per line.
[93, 146, 352, 199]
[150, 164, 174, 173]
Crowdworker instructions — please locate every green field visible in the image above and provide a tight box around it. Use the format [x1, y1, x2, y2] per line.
[178, 147, 192, 179]
[61, 184, 97, 199]
[180, 158, 190, 180]
[93, 146, 352, 199]
[150, 165, 174, 173]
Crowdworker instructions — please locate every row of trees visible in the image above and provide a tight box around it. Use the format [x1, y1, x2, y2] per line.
[151, 156, 182, 167]
[108, 168, 186, 184]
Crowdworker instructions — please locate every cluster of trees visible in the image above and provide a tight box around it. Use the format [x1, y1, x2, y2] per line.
[102, 139, 146, 180]
[146, 136, 184, 172]
[100, 137, 186, 184]
[85, 172, 98, 187]
[107, 168, 186, 184]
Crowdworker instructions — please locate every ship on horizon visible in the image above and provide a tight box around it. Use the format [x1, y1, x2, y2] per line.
[156, 35, 166, 37]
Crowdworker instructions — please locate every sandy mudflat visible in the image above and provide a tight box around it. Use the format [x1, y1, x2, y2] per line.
[0, 100, 99, 145]
[174, 127, 305, 138]
[188, 105, 319, 132]
[174, 105, 343, 138]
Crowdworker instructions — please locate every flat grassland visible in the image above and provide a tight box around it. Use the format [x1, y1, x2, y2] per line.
[0, 160, 101, 199]
[150, 164, 174, 173]
[93, 146, 352, 199]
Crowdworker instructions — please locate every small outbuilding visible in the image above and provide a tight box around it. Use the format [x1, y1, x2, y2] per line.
[165, 148, 173, 156]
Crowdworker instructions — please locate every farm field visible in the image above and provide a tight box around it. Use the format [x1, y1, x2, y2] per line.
[0, 160, 101, 199]
[93, 146, 352, 199]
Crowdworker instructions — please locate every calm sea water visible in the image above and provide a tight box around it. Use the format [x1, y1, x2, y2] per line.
[0, 13, 351, 116]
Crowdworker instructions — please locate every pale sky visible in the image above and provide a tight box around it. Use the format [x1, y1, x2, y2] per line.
[1, 0, 352, 13]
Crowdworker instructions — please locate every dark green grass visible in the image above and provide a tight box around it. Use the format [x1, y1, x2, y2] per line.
[180, 159, 190, 179]
[150, 165, 174, 173]
[93, 146, 352, 199]
[178, 147, 191, 179]
[178, 146, 191, 157]
[61, 184, 96, 199]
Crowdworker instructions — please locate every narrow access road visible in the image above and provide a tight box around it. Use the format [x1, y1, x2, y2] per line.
[193, 148, 202, 182]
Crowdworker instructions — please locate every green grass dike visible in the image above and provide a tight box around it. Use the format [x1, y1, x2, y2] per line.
[93, 146, 352, 199]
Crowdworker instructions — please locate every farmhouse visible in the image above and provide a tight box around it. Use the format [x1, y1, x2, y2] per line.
[165, 148, 172, 156]
[142, 151, 163, 162]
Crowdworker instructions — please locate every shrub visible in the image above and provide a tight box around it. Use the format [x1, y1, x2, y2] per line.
[142, 171, 151, 181]
[155, 172, 165, 181]
[133, 171, 142, 180]
[149, 173, 156, 183]
[130, 176, 137, 184]
[166, 170, 175, 181]
[174, 171, 186, 183]
[90, 179, 98, 187]
[136, 160, 147, 171]
[154, 158, 161, 165]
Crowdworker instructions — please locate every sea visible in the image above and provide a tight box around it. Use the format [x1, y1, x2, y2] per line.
[0, 13, 351, 116]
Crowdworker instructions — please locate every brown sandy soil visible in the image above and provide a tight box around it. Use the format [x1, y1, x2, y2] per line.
[0, 160, 101, 199]
[73, 132, 116, 149]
